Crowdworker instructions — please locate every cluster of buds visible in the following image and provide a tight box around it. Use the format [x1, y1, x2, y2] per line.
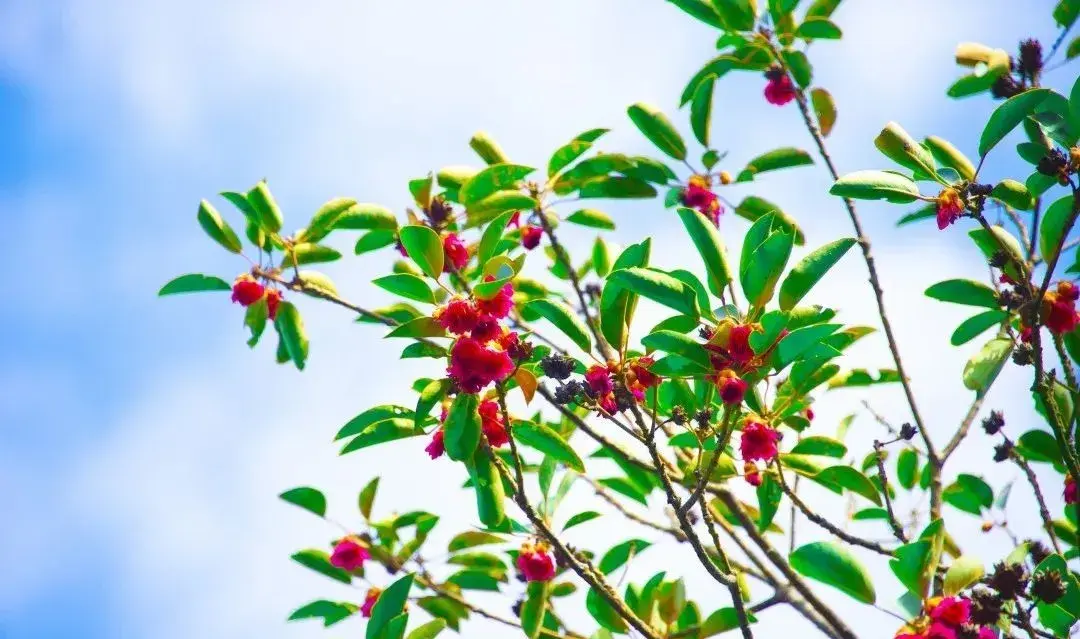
[680, 174, 726, 226]
[990, 38, 1043, 100]
[740, 418, 781, 487]
[540, 354, 661, 415]
[894, 595, 997, 639]
[425, 398, 510, 459]
[763, 65, 797, 106]
[517, 539, 556, 582]
[231, 273, 283, 319]
[1036, 147, 1080, 186]
[702, 318, 784, 407]
[435, 277, 532, 393]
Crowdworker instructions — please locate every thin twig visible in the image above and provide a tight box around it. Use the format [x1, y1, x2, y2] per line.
[872, 444, 909, 543]
[1005, 435, 1063, 555]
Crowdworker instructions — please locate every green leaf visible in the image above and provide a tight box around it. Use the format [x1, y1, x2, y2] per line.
[1033, 553, 1080, 635]
[279, 486, 326, 517]
[897, 203, 937, 227]
[599, 539, 651, 574]
[925, 279, 999, 308]
[741, 229, 795, 309]
[666, 0, 726, 28]
[778, 238, 856, 310]
[810, 87, 837, 137]
[459, 164, 535, 205]
[943, 474, 993, 515]
[890, 540, 934, 598]
[783, 50, 812, 88]
[925, 136, 976, 181]
[962, 337, 1012, 395]
[358, 477, 379, 520]
[523, 299, 591, 353]
[979, 89, 1053, 157]
[641, 330, 712, 369]
[951, 310, 1007, 346]
[275, 302, 308, 370]
[444, 394, 481, 462]
[578, 176, 658, 199]
[548, 128, 609, 178]
[247, 180, 284, 234]
[796, 16, 842, 39]
[896, 448, 917, 489]
[813, 466, 882, 505]
[291, 549, 351, 584]
[334, 203, 398, 230]
[335, 405, 411, 441]
[197, 200, 243, 253]
[373, 274, 436, 304]
[564, 511, 603, 531]
[711, 0, 756, 30]
[874, 122, 937, 179]
[300, 197, 359, 242]
[676, 206, 732, 298]
[406, 619, 447, 639]
[805, 0, 840, 18]
[690, 75, 716, 146]
[288, 243, 341, 266]
[587, 587, 627, 633]
[737, 147, 813, 182]
[627, 103, 687, 161]
[566, 209, 616, 230]
[477, 210, 516, 268]
[467, 446, 506, 527]
[469, 132, 510, 165]
[1055, 0, 1080, 28]
[790, 436, 847, 457]
[789, 541, 876, 603]
[158, 273, 231, 296]
[340, 420, 423, 455]
[366, 574, 415, 639]
[1040, 193, 1076, 265]
[609, 268, 698, 317]
[386, 317, 446, 339]
[830, 170, 920, 203]
[288, 600, 357, 627]
[700, 607, 759, 637]
[355, 230, 397, 254]
[519, 581, 548, 639]
[969, 225, 1025, 282]
[593, 237, 612, 278]
[398, 225, 445, 280]
[990, 179, 1034, 211]
[514, 422, 585, 472]
[943, 555, 984, 596]
[448, 531, 505, 552]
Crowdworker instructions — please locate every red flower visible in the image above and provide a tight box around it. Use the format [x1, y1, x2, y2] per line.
[448, 337, 514, 393]
[425, 429, 445, 459]
[930, 597, 971, 626]
[443, 233, 469, 272]
[479, 400, 510, 447]
[598, 395, 619, 414]
[521, 225, 543, 250]
[361, 587, 381, 618]
[999, 273, 1016, 285]
[629, 357, 661, 390]
[476, 276, 515, 319]
[498, 330, 530, 361]
[727, 324, 756, 367]
[740, 421, 780, 463]
[508, 211, 522, 227]
[926, 622, 957, 639]
[329, 537, 370, 571]
[1066, 475, 1077, 504]
[743, 461, 762, 487]
[585, 365, 615, 395]
[1020, 325, 1034, 343]
[977, 628, 995, 639]
[231, 274, 265, 306]
[681, 175, 723, 226]
[763, 69, 796, 106]
[1044, 281, 1080, 335]
[805, 407, 814, 421]
[471, 315, 501, 342]
[517, 542, 556, 582]
[717, 369, 748, 405]
[435, 298, 480, 335]
[936, 188, 964, 230]
[265, 289, 282, 320]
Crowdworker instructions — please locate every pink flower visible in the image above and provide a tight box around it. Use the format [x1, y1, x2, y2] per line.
[585, 365, 614, 396]
[361, 587, 381, 618]
[740, 421, 780, 463]
[930, 597, 970, 626]
[977, 627, 996, 639]
[479, 400, 509, 447]
[521, 225, 543, 250]
[717, 369, 748, 405]
[936, 188, 964, 230]
[517, 543, 556, 582]
[1066, 475, 1077, 504]
[744, 461, 762, 487]
[265, 289, 282, 320]
[926, 622, 957, 639]
[443, 233, 469, 272]
[475, 276, 515, 319]
[231, 274, 265, 306]
[471, 315, 501, 342]
[448, 337, 514, 393]
[435, 298, 480, 335]
[425, 429, 445, 459]
[764, 69, 796, 106]
[598, 395, 619, 414]
[329, 538, 370, 571]
[681, 175, 722, 226]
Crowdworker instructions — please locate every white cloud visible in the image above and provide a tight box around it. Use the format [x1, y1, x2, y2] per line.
[2, 0, 1073, 637]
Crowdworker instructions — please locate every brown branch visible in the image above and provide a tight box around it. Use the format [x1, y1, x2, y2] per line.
[942, 395, 987, 460]
[1005, 435, 1063, 555]
[576, 473, 688, 541]
[872, 444, 909, 543]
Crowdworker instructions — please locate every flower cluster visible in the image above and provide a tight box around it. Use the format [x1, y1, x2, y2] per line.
[681, 175, 723, 226]
[740, 419, 780, 487]
[436, 278, 530, 393]
[231, 274, 283, 319]
[425, 398, 510, 459]
[517, 540, 556, 582]
[585, 358, 661, 414]
[895, 596, 996, 639]
[702, 318, 783, 407]
[763, 66, 796, 106]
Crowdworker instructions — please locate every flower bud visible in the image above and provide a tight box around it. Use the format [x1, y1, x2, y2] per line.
[981, 410, 1004, 435]
[900, 423, 918, 441]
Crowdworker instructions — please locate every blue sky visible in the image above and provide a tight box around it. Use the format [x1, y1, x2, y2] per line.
[1, 1, 1076, 638]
